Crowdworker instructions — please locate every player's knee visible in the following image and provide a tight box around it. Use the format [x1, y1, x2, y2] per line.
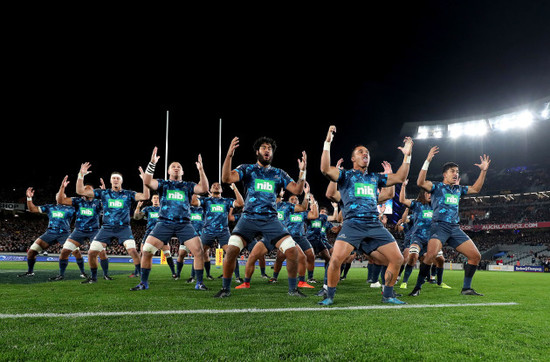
[123, 239, 136, 251]
[469, 251, 481, 264]
[278, 236, 296, 254]
[29, 242, 43, 253]
[142, 242, 159, 255]
[227, 235, 245, 252]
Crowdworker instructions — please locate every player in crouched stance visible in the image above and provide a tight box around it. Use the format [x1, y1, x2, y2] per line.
[319, 125, 413, 305]
[132, 147, 209, 291]
[413, 146, 490, 296]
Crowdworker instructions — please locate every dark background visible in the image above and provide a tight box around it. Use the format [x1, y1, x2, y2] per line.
[3, 2, 550, 208]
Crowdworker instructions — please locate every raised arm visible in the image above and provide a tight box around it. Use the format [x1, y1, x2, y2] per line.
[193, 154, 209, 195]
[56, 175, 73, 206]
[320, 125, 340, 182]
[327, 202, 339, 222]
[386, 137, 414, 186]
[135, 166, 151, 201]
[133, 201, 145, 220]
[76, 162, 95, 198]
[285, 151, 307, 195]
[378, 186, 395, 205]
[230, 183, 245, 208]
[293, 182, 310, 212]
[467, 154, 491, 194]
[221, 137, 242, 184]
[307, 194, 319, 220]
[26, 187, 40, 213]
[398, 179, 412, 208]
[143, 147, 160, 191]
[417, 146, 439, 192]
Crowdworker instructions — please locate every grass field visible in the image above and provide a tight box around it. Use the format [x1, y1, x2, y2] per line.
[1, 261, 549, 361]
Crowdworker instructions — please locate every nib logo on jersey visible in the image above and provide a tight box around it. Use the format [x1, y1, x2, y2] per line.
[422, 210, 433, 219]
[444, 194, 459, 205]
[254, 179, 275, 193]
[210, 204, 225, 213]
[166, 190, 186, 201]
[290, 214, 303, 223]
[108, 199, 124, 209]
[51, 211, 66, 218]
[80, 208, 94, 217]
[354, 183, 375, 198]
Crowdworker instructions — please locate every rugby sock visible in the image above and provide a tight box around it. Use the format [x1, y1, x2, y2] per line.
[367, 263, 374, 281]
[436, 267, 444, 285]
[323, 263, 329, 285]
[403, 264, 414, 283]
[176, 261, 184, 277]
[27, 259, 36, 273]
[342, 263, 351, 278]
[91, 267, 98, 280]
[134, 263, 141, 276]
[372, 264, 382, 283]
[260, 267, 266, 276]
[398, 264, 405, 277]
[288, 277, 298, 291]
[234, 260, 240, 278]
[383, 285, 394, 299]
[76, 258, 85, 274]
[244, 277, 251, 283]
[195, 269, 204, 284]
[59, 259, 69, 276]
[431, 264, 437, 277]
[298, 275, 305, 282]
[273, 271, 280, 279]
[327, 286, 336, 299]
[190, 264, 196, 278]
[100, 259, 109, 276]
[380, 265, 387, 285]
[204, 260, 211, 277]
[222, 277, 232, 290]
[166, 255, 176, 275]
[463, 263, 477, 289]
[141, 268, 151, 285]
[415, 262, 431, 289]
[308, 270, 314, 280]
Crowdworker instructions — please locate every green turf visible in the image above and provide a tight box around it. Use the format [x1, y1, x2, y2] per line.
[1, 261, 549, 361]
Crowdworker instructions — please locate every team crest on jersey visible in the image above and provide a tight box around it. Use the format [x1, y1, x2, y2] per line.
[166, 190, 185, 201]
[254, 179, 275, 193]
[354, 183, 375, 197]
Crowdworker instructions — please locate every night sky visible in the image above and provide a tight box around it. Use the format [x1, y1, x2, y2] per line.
[3, 2, 550, 207]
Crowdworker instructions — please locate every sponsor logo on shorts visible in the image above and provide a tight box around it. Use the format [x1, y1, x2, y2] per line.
[354, 183, 375, 198]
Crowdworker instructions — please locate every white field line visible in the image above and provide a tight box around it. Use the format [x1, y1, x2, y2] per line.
[0, 302, 518, 319]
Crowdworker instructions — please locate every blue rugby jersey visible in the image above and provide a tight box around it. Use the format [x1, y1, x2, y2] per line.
[94, 188, 136, 227]
[277, 201, 308, 237]
[156, 179, 196, 224]
[141, 206, 160, 233]
[72, 197, 101, 232]
[429, 182, 468, 225]
[39, 204, 76, 233]
[306, 213, 328, 239]
[200, 197, 235, 233]
[235, 163, 294, 220]
[189, 206, 204, 233]
[337, 169, 388, 223]
[408, 200, 433, 241]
